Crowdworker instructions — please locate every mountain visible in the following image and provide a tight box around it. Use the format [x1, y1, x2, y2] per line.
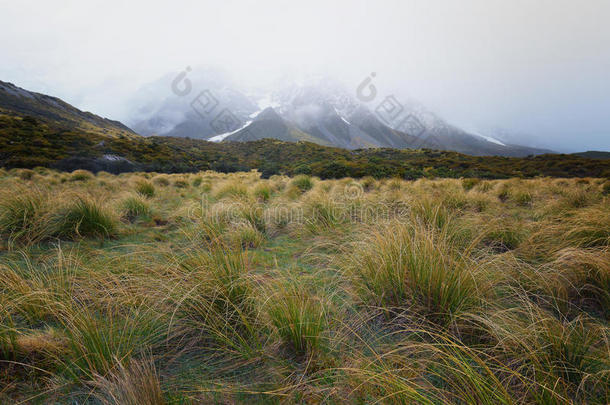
[0, 80, 136, 139]
[219, 107, 329, 145]
[572, 151, 610, 159]
[0, 80, 607, 177]
[126, 68, 257, 139]
[127, 73, 550, 157]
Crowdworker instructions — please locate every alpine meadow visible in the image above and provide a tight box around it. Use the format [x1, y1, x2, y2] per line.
[1, 169, 608, 403]
[2, 0, 610, 403]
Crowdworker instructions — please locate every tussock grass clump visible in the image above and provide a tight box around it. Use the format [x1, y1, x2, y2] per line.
[69, 169, 94, 182]
[482, 224, 524, 252]
[55, 197, 117, 239]
[467, 191, 494, 212]
[174, 240, 260, 357]
[563, 188, 592, 208]
[214, 181, 248, 200]
[348, 330, 519, 405]
[0, 185, 53, 245]
[546, 248, 610, 316]
[361, 176, 376, 191]
[461, 177, 480, 190]
[59, 304, 166, 380]
[269, 289, 326, 356]
[120, 195, 152, 222]
[0, 247, 79, 324]
[2, 171, 610, 403]
[228, 222, 265, 249]
[252, 182, 271, 202]
[411, 198, 450, 229]
[239, 204, 266, 234]
[152, 175, 170, 186]
[0, 302, 17, 361]
[13, 168, 35, 180]
[302, 192, 344, 234]
[92, 356, 165, 405]
[267, 282, 327, 357]
[135, 180, 155, 198]
[479, 304, 609, 403]
[346, 220, 481, 325]
[173, 179, 189, 188]
[191, 176, 203, 187]
[497, 184, 511, 202]
[563, 204, 610, 248]
[291, 175, 313, 192]
[514, 191, 533, 206]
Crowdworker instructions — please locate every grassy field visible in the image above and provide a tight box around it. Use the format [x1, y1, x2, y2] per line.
[0, 167, 608, 404]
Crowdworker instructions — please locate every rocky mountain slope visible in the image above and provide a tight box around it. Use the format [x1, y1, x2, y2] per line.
[127, 72, 551, 157]
[0, 80, 137, 139]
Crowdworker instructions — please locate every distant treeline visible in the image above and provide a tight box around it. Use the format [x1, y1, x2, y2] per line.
[1, 114, 609, 179]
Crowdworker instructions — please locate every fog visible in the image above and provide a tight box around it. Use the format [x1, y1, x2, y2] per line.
[1, 0, 609, 151]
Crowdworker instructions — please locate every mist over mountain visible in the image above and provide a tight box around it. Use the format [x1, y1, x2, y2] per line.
[126, 70, 551, 157]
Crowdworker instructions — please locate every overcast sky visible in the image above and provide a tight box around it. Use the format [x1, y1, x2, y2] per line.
[1, 0, 609, 152]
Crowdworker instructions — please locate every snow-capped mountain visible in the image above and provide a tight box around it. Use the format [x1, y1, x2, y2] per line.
[126, 68, 258, 139]
[126, 72, 552, 157]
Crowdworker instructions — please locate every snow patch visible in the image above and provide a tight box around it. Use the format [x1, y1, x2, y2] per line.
[475, 134, 506, 146]
[208, 120, 252, 142]
[334, 107, 351, 125]
[103, 154, 126, 161]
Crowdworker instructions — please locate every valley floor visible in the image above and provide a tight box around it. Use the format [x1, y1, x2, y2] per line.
[0, 168, 609, 404]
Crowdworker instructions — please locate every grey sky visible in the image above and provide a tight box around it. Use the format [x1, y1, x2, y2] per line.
[1, 0, 609, 151]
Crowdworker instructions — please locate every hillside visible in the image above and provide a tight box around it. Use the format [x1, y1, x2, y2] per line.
[573, 151, 610, 159]
[1, 111, 609, 179]
[0, 80, 137, 139]
[1, 81, 607, 179]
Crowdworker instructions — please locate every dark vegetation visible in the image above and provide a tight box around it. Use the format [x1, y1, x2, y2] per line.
[2, 114, 609, 179]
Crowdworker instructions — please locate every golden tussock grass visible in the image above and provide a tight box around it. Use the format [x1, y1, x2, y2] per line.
[0, 170, 608, 403]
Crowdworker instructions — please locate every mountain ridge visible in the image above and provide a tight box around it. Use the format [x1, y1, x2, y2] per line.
[126, 71, 553, 157]
[0, 80, 137, 139]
